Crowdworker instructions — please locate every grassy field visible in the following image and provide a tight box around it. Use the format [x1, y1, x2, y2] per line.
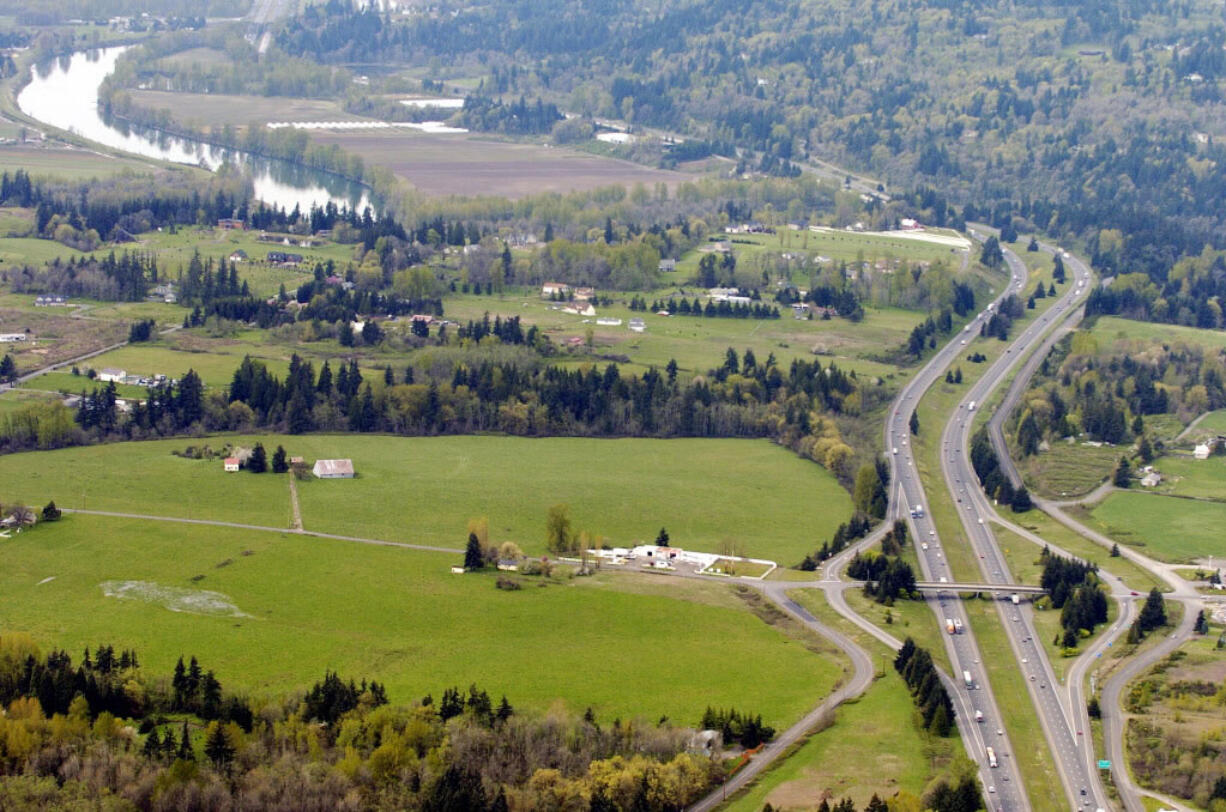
[0, 144, 156, 179]
[1008, 509, 1166, 594]
[718, 587, 957, 810]
[126, 90, 359, 129]
[1144, 453, 1226, 501]
[1018, 439, 1123, 498]
[1086, 491, 1226, 563]
[443, 290, 922, 380]
[0, 434, 852, 563]
[1190, 409, 1226, 436]
[0, 513, 840, 727]
[1090, 316, 1226, 353]
[312, 130, 685, 199]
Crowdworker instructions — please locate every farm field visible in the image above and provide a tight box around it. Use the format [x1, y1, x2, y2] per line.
[127, 90, 360, 128]
[0, 144, 157, 179]
[1018, 438, 1123, 498]
[1142, 454, 1226, 501]
[310, 130, 686, 198]
[1086, 490, 1226, 563]
[0, 513, 839, 727]
[441, 290, 922, 379]
[0, 434, 852, 563]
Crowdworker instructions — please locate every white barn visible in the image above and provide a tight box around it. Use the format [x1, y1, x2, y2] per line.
[313, 459, 355, 479]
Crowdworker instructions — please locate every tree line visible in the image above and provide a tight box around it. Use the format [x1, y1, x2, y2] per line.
[1039, 548, 1109, 648]
[893, 638, 958, 739]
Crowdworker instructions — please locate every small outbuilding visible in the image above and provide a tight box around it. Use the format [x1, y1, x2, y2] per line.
[223, 457, 240, 472]
[313, 459, 355, 479]
[97, 368, 127, 383]
[1194, 442, 1212, 460]
[1140, 472, 1162, 487]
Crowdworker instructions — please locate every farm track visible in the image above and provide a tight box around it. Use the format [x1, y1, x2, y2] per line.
[61, 507, 463, 555]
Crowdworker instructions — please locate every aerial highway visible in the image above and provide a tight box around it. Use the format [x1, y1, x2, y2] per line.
[937, 240, 1103, 810]
[881, 250, 1036, 808]
[982, 241, 1205, 812]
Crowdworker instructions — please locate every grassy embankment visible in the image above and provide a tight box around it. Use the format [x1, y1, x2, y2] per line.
[722, 587, 960, 810]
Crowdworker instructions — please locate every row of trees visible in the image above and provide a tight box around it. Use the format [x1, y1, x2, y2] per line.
[969, 427, 1032, 512]
[894, 638, 957, 738]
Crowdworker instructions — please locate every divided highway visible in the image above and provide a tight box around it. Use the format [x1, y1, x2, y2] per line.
[938, 241, 1101, 810]
[884, 257, 1036, 808]
[982, 241, 1204, 812]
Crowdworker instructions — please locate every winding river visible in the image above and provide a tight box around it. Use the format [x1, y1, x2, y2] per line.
[17, 47, 371, 213]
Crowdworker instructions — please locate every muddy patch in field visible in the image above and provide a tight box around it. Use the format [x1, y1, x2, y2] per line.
[100, 580, 252, 617]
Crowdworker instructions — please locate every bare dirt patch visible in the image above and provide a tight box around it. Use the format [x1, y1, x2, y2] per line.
[0, 308, 127, 369]
[311, 131, 685, 198]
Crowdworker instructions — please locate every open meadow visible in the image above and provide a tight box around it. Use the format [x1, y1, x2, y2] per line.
[0, 513, 842, 727]
[442, 290, 921, 380]
[1086, 490, 1226, 563]
[311, 130, 686, 199]
[1142, 454, 1226, 501]
[0, 434, 852, 563]
[0, 144, 159, 180]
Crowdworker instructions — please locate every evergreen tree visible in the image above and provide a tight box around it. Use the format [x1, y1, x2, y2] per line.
[1137, 587, 1167, 632]
[1110, 543, 1120, 557]
[247, 443, 267, 474]
[142, 728, 162, 759]
[909, 410, 919, 435]
[655, 527, 670, 545]
[0, 353, 17, 382]
[464, 533, 484, 570]
[271, 445, 289, 474]
[177, 721, 194, 761]
[203, 722, 235, 771]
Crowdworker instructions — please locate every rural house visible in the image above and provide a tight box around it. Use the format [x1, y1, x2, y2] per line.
[228, 250, 248, 262]
[0, 333, 27, 343]
[313, 459, 355, 479]
[97, 368, 126, 383]
[541, 282, 571, 298]
[1140, 472, 1162, 487]
[34, 295, 67, 306]
[658, 258, 677, 272]
[217, 218, 245, 230]
[1194, 442, 1213, 460]
[223, 457, 240, 473]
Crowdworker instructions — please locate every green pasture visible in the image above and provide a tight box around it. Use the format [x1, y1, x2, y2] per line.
[0, 514, 839, 727]
[441, 290, 919, 380]
[1007, 509, 1165, 594]
[1090, 316, 1226, 353]
[1191, 409, 1226, 436]
[1149, 454, 1226, 501]
[0, 435, 851, 563]
[22, 370, 147, 399]
[0, 145, 156, 180]
[1087, 491, 1226, 563]
[722, 588, 955, 811]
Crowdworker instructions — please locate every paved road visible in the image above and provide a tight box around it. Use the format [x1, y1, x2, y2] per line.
[687, 581, 876, 812]
[935, 238, 1101, 810]
[979, 240, 1203, 812]
[882, 250, 1037, 807]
